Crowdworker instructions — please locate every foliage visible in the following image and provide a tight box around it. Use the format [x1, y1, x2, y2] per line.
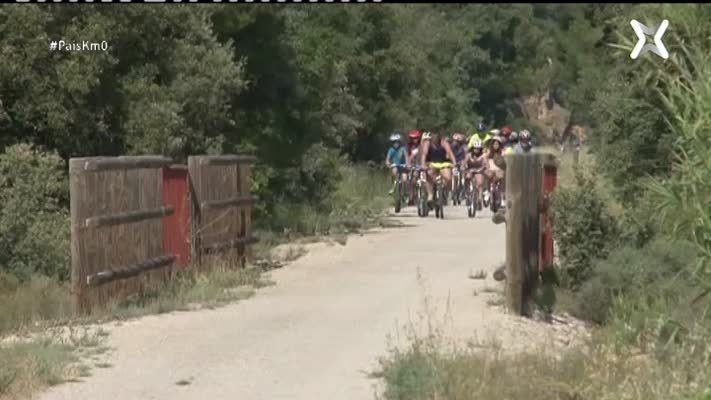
[0, 6, 244, 160]
[551, 169, 619, 288]
[0, 327, 106, 400]
[0, 144, 70, 281]
[376, 317, 711, 400]
[257, 163, 391, 236]
[573, 239, 698, 325]
[1, 5, 621, 227]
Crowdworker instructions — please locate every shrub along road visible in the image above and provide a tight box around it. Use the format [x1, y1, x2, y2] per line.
[38, 206, 571, 400]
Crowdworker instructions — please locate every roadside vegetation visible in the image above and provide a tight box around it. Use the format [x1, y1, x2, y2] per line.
[376, 4, 711, 400]
[3, 4, 710, 400]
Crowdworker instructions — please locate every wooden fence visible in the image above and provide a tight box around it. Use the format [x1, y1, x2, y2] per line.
[188, 155, 258, 266]
[70, 155, 256, 313]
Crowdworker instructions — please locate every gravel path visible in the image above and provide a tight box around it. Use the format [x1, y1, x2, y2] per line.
[39, 205, 564, 400]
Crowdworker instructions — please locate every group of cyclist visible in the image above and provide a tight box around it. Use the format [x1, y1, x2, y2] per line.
[385, 122, 534, 210]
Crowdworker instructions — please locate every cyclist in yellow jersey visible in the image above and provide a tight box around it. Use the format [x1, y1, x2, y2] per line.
[467, 122, 492, 150]
[420, 132, 457, 205]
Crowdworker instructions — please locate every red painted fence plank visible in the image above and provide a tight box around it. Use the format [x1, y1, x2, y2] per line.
[539, 164, 557, 270]
[162, 166, 190, 267]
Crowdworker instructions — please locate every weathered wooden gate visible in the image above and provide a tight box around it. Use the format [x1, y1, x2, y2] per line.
[70, 156, 177, 313]
[187, 155, 258, 266]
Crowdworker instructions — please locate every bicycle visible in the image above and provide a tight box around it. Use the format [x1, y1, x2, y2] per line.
[414, 167, 430, 218]
[489, 179, 503, 213]
[390, 164, 409, 213]
[465, 169, 485, 218]
[451, 166, 463, 206]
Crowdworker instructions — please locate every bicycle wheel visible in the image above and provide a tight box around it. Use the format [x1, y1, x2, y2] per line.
[436, 180, 445, 219]
[416, 182, 427, 217]
[467, 182, 476, 218]
[490, 184, 500, 213]
[393, 179, 402, 213]
[460, 175, 468, 204]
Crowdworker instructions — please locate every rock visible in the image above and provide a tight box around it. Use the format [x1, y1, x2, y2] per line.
[519, 90, 572, 143]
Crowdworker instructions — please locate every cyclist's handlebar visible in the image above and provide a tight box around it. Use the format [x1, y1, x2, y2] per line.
[389, 163, 410, 169]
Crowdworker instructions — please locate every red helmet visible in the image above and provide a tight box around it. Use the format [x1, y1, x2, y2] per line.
[408, 129, 421, 139]
[501, 125, 512, 138]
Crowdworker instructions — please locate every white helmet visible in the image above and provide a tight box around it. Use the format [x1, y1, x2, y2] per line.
[490, 129, 501, 136]
[519, 129, 531, 141]
[389, 133, 401, 142]
[422, 131, 432, 140]
[471, 139, 483, 149]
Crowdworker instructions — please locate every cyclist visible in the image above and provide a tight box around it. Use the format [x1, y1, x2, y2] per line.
[516, 129, 534, 153]
[405, 129, 422, 166]
[386, 133, 408, 195]
[482, 128, 500, 152]
[503, 130, 517, 155]
[450, 132, 468, 164]
[420, 131, 457, 207]
[405, 129, 422, 205]
[500, 125, 513, 148]
[485, 136, 506, 190]
[448, 132, 468, 203]
[462, 139, 488, 210]
[468, 122, 491, 150]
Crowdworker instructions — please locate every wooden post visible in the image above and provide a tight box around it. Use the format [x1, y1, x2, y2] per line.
[504, 153, 544, 316]
[187, 157, 203, 266]
[69, 158, 88, 314]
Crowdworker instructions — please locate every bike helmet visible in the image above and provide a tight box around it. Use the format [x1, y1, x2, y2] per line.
[422, 131, 432, 140]
[519, 129, 531, 141]
[477, 122, 487, 132]
[501, 125, 512, 138]
[490, 129, 501, 136]
[471, 139, 483, 149]
[408, 129, 421, 139]
[389, 133, 401, 142]
[510, 131, 519, 141]
[452, 132, 466, 142]
[491, 136, 504, 144]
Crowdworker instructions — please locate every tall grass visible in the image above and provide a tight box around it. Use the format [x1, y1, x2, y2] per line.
[0, 261, 266, 337]
[258, 163, 392, 237]
[0, 327, 107, 400]
[375, 320, 711, 400]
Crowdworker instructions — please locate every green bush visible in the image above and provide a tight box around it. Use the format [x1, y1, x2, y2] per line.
[0, 273, 72, 336]
[256, 163, 390, 236]
[573, 239, 698, 325]
[552, 169, 619, 289]
[0, 144, 70, 281]
[294, 143, 344, 206]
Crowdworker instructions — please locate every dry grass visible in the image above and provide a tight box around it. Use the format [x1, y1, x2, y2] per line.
[374, 311, 711, 400]
[0, 260, 268, 400]
[0, 274, 73, 337]
[0, 327, 106, 400]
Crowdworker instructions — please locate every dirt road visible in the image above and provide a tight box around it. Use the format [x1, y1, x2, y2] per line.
[40, 206, 527, 400]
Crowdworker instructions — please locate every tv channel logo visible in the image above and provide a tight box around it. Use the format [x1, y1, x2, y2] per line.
[630, 19, 670, 60]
